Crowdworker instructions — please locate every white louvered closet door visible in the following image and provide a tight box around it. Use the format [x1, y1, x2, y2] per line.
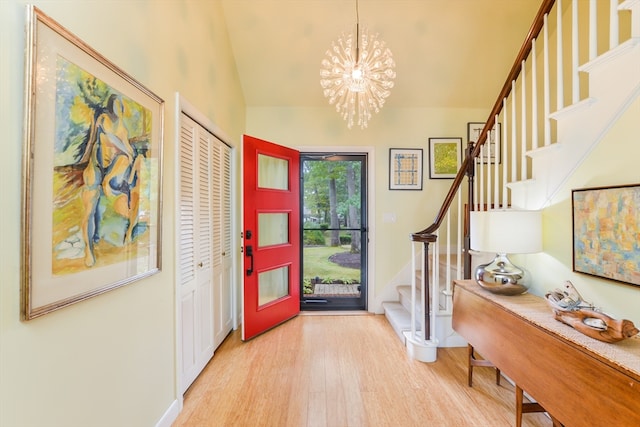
[178, 113, 215, 393]
[212, 143, 233, 348]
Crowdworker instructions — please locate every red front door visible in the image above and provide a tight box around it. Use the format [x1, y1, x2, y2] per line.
[242, 135, 300, 340]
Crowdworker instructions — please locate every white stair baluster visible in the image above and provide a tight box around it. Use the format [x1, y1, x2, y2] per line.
[493, 117, 500, 205]
[610, 0, 619, 49]
[544, 13, 551, 146]
[532, 38, 539, 151]
[511, 81, 517, 183]
[589, 0, 597, 61]
[473, 150, 479, 212]
[410, 243, 417, 341]
[456, 192, 462, 281]
[445, 212, 451, 311]
[521, 59, 527, 181]
[502, 99, 509, 208]
[430, 238, 437, 341]
[557, 0, 564, 111]
[572, 0, 580, 104]
[479, 144, 484, 209]
[487, 127, 492, 208]
[420, 243, 426, 340]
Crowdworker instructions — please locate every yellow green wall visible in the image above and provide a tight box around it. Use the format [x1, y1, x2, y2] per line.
[2, 0, 637, 426]
[246, 106, 485, 306]
[0, 1, 245, 426]
[526, 96, 640, 327]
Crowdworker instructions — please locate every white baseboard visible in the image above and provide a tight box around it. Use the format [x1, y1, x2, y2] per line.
[155, 398, 182, 427]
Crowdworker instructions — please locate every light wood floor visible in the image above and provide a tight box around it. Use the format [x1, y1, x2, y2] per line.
[173, 314, 551, 427]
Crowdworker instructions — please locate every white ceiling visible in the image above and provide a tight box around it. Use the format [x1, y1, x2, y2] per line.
[219, 0, 542, 110]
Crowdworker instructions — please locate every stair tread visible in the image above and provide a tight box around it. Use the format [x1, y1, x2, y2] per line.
[382, 302, 412, 343]
[382, 302, 411, 324]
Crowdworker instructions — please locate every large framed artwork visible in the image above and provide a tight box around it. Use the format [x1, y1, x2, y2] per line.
[572, 184, 640, 287]
[428, 137, 462, 179]
[389, 148, 423, 190]
[21, 7, 164, 319]
[467, 122, 501, 164]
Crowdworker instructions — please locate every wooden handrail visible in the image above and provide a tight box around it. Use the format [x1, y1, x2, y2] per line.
[412, 0, 556, 238]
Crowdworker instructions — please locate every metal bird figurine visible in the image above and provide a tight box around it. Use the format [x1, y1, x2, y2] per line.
[545, 281, 638, 343]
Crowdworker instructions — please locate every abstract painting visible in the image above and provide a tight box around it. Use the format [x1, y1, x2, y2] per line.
[53, 58, 153, 274]
[22, 7, 164, 319]
[572, 184, 640, 287]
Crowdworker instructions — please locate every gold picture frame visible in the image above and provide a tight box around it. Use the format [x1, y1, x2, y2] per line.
[21, 7, 164, 319]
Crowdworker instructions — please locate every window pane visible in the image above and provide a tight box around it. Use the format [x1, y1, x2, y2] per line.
[258, 266, 289, 306]
[258, 213, 289, 247]
[258, 154, 288, 190]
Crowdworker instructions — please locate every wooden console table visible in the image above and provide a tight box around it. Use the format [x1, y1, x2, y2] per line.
[452, 280, 640, 427]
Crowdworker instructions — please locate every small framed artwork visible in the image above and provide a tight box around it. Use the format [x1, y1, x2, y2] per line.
[21, 7, 164, 319]
[572, 184, 640, 287]
[467, 122, 502, 164]
[428, 137, 462, 179]
[389, 148, 423, 190]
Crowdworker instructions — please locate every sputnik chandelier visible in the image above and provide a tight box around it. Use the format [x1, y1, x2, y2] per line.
[319, 0, 396, 129]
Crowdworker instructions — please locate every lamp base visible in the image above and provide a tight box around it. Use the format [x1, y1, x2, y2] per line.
[474, 253, 530, 296]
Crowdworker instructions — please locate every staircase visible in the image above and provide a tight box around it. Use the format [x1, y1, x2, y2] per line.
[383, 0, 640, 361]
[382, 253, 468, 346]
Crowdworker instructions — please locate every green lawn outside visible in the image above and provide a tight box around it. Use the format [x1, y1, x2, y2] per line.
[303, 245, 360, 283]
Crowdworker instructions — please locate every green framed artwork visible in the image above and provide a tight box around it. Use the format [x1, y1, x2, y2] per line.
[428, 137, 462, 179]
[21, 7, 164, 319]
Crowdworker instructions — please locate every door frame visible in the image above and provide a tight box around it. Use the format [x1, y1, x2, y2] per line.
[297, 146, 376, 312]
[174, 93, 239, 404]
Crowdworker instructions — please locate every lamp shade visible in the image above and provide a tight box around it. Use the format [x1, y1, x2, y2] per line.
[470, 209, 542, 254]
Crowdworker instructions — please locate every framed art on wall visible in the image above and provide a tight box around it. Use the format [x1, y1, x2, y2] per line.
[467, 122, 501, 164]
[428, 137, 462, 179]
[21, 7, 165, 319]
[389, 148, 423, 190]
[572, 184, 640, 287]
